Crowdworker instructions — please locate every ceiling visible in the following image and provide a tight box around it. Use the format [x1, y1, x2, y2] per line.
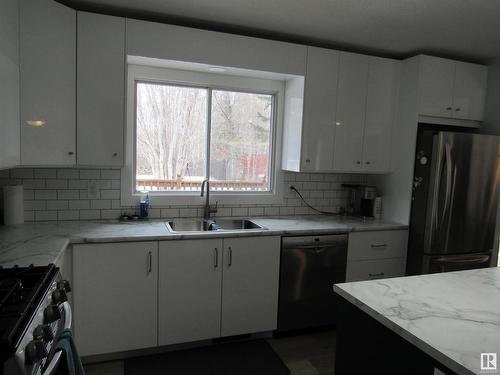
[58, 0, 500, 63]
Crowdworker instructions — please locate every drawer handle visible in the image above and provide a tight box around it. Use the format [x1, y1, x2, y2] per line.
[371, 244, 387, 249]
[369, 272, 385, 277]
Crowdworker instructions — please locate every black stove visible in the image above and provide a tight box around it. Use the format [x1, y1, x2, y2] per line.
[0, 265, 58, 359]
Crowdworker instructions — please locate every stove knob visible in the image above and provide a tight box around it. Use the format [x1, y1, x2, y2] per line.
[57, 280, 71, 293]
[25, 339, 48, 364]
[52, 288, 68, 305]
[33, 324, 54, 343]
[43, 304, 61, 324]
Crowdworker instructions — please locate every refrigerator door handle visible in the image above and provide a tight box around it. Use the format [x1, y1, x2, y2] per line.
[441, 143, 453, 227]
[433, 254, 490, 265]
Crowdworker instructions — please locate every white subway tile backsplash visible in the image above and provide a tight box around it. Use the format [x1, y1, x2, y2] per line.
[57, 168, 79, 179]
[46, 179, 68, 189]
[34, 190, 57, 200]
[101, 169, 120, 179]
[2, 168, 359, 222]
[58, 210, 79, 221]
[34, 169, 56, 179]
[79, 169, 100, 179]
[91, 200, 111, 209]
[47, 200, 68, 210]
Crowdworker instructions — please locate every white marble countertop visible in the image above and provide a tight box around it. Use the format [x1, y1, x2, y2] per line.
[0, 215, 406, 267]
[334, 268, 500, 375]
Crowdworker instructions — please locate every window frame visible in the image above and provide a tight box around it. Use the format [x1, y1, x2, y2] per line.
[122, 64, 286, 207]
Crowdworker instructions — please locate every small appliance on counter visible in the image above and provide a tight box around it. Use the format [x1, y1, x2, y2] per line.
[342, 184, 379, 219]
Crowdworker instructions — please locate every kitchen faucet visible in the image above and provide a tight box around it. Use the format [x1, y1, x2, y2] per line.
[200, 179, 218, 222]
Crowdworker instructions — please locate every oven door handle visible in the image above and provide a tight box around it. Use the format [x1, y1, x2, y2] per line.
[61, 301, 72, 330]
[42, 350, 63, 375]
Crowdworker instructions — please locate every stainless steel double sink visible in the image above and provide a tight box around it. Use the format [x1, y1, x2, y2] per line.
[165, 218, 265, 233]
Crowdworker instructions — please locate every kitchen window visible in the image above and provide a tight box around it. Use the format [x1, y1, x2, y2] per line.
[123, 63, 285, 206]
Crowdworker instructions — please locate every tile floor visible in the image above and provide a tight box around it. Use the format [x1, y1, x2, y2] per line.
[83, 329, 336, 375]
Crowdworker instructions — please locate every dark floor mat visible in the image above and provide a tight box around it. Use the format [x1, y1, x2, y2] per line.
[124, 340, 290, 375]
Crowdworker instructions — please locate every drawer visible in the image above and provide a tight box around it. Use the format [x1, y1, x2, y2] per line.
[347, 230, 408, 261]
[346, 258, 406, 282]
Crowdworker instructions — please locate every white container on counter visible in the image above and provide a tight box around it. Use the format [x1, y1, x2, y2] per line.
[3, 185, 24, 225]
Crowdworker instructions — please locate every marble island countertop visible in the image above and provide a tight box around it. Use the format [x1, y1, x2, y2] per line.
[0, 215, 407, 267]
[334, 268, 500, 375]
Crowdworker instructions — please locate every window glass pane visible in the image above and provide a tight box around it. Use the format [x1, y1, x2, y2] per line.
[210, 90, 273, 191]
[135, 82, 207, 191]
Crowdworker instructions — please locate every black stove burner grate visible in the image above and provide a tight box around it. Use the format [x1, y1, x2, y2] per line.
[0, 264, 58, 360]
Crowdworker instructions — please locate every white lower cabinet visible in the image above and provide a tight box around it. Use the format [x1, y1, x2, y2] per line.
[221, 237, 281, 337]
[158, 239, 223, 346]
[73, 242, 158, 356]
[346, 258, 406, 282]
[346, 230, 408, 282]
[158, 236, 281, 346]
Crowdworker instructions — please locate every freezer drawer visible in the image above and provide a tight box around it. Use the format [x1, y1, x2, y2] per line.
[278, 234, 348, 332]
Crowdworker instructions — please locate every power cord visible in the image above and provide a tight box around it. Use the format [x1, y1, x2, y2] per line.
[290, 185, 343, 216]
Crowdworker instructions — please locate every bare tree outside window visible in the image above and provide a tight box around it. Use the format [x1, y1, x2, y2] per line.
[135, 82, 273, 192]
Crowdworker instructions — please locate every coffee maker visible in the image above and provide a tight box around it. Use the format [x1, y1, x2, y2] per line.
[343, 184, 378, 218]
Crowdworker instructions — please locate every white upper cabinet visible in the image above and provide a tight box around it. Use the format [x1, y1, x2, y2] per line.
[453, 61, 488, 121]
[0, 0, 20, 169]
[362, 57, 399, 173]
[418, 56, 455, 118]
[301, 47, 339, 172]
[20, 0, 76, 165]
[282, 50, 397, 173]
[77, 12, 125, 166]
[333, 52, 369, 172]
[418, 55, 487, 121]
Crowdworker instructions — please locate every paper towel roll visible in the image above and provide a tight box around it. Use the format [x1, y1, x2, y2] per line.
[3, 185, 24, 225]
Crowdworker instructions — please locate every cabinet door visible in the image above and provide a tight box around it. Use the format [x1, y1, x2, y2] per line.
[418, 56, 455, 118]
[77, 12, 125, 166]
[20, 0, 76, 165]
[158, 239, 223, 345]
[0, 0, 20, 169]
[333, 52, 369, 172]
[362, 57, 398, 173]
[73, 242, 158, 356]
[301, 47, 339, 171]
[221, 236, 280, 337]
[452, 62, 487, 121]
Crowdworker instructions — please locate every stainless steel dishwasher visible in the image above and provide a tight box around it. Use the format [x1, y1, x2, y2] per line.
[278, 234, 348, 332]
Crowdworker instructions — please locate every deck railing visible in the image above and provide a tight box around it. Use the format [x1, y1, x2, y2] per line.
[136, 179, 268, 191]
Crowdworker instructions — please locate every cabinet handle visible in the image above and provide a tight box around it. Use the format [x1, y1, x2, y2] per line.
[369, 272, 385, 278]
[213, 248, 218, 268]
[68, 151, 74, 156]
[365, 161, 371, 165]
[147, 251, 152, 274]
[112, 152, 118, 157]
[371, 243, 387, 249]
[446, 107, 452, 111]
[228, 247, 232, 267]
[356, 161, 361, 165]
[305, 159, 311, 163]
[455, 108, 461, 112]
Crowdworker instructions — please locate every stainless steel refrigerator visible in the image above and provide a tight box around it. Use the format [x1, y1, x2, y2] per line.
[407, 128, 500, 275]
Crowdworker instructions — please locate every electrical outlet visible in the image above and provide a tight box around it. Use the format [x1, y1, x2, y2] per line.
[87, 180, 99, 199]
